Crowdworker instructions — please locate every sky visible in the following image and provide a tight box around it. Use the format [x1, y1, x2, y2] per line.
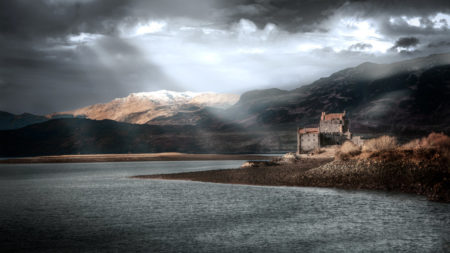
[1, 0, 450, 114]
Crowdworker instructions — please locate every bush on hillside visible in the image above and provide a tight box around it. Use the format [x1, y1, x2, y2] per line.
[422, 132, 450, 148]
[362, 135, 397, 152]
[336, 141, 361, 160]
[402, 132, 450, 159]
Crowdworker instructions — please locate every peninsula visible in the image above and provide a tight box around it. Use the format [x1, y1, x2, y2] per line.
[134, 133, 450, 202]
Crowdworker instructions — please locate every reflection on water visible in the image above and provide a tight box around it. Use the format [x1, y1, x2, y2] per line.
[0, 161, 449, 252]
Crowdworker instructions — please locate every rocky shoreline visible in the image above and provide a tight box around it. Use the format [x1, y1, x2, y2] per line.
[134, 149, 450, 202]
[298, 158, 449, 202]
[133, 157, 333, 186]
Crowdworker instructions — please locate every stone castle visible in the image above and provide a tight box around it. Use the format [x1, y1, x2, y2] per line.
[297, 111, 363, 154]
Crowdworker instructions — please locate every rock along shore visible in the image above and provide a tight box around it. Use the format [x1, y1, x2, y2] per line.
[134, 150, 449, 202]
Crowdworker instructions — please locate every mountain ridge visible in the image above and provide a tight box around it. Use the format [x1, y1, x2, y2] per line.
[49, 90, 240, 125]
[223, 52, 450, 131]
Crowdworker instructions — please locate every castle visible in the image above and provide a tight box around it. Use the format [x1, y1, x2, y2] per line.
[297, 111, 363, 154]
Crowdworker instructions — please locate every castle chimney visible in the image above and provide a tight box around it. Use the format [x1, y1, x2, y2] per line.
[321, 112, 325, 120]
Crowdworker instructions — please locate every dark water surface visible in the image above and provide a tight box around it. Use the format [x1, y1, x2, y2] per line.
[0, 161, 449, 252]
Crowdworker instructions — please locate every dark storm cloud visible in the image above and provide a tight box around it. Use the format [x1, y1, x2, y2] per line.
[392, 37, 420, 49]
[336, 0, 450, 17]
[348, 43, 373, 51]
[0, 0, 123, 39]
[1, 0, 450, 41]
[222, 0, 348, 32]
[0, 35, 178, 114]
[1, 0, 450, 114]
[224, 0, 450, 32]
[0, 0, 189, 114]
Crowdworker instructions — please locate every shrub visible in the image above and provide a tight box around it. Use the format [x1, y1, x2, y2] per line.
[421, 132, 450, 150]
[402, 132, 450, 150]
[336, 141, 361, 160]
[401, 133, 450, 160]
[402, 139, 420, 149]
[362, 135, 397, 152]
[340, 141, 361, 155]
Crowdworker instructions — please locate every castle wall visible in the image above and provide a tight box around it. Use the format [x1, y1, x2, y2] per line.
[320, 133, 349, 146]
[319, 119, 348, 133]
[300, 133, 320, 153]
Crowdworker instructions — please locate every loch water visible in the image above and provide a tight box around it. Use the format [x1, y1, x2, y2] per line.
[0, 161, 449, 252]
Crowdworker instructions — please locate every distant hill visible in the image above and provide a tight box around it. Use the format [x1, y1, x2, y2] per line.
[0, 111, 85, 130]
[0, 111, 49, 130]
[0, 118, 293, 156]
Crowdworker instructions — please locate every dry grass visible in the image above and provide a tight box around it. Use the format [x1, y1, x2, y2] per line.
[340, 141, 361, 154]
[403, 132, 450, 149]
[320, 132, 450, 202]
[362, 135, 398, 152]
[348, 132, 450, 165]
[401, 132, 450, 160]
[336, 141, 361, 160]
[337, 133, 450, 162]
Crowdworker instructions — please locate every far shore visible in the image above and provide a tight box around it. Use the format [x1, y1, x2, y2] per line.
[0, 153, 273, 164]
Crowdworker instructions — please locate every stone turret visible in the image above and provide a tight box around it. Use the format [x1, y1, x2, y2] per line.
[319, 111, 349, 134]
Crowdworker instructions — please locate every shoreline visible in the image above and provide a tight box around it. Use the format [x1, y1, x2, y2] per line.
[133, 157, 333, 186]
[0, 153, 272, 164]
[133, 153, 450, 202]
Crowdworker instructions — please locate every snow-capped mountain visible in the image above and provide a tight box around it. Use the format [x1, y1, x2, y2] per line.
[119, 90, 201, 104]
[50, 90, 240, 125]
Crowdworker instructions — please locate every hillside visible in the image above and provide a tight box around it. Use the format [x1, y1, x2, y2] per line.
[50, 90, 240, 125]
[0, 118, 294, 156]
[221, 53, 450, 134]
[0, 111, 48, 130]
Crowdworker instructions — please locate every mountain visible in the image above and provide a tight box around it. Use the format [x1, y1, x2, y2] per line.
[222, 53, 450, 134]
[50, 90, 240, 125]
[0, 111, 49, 130]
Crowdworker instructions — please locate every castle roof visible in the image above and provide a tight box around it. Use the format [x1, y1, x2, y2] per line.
[321, 112, 345, 121]
[298, 127, 319, 134]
